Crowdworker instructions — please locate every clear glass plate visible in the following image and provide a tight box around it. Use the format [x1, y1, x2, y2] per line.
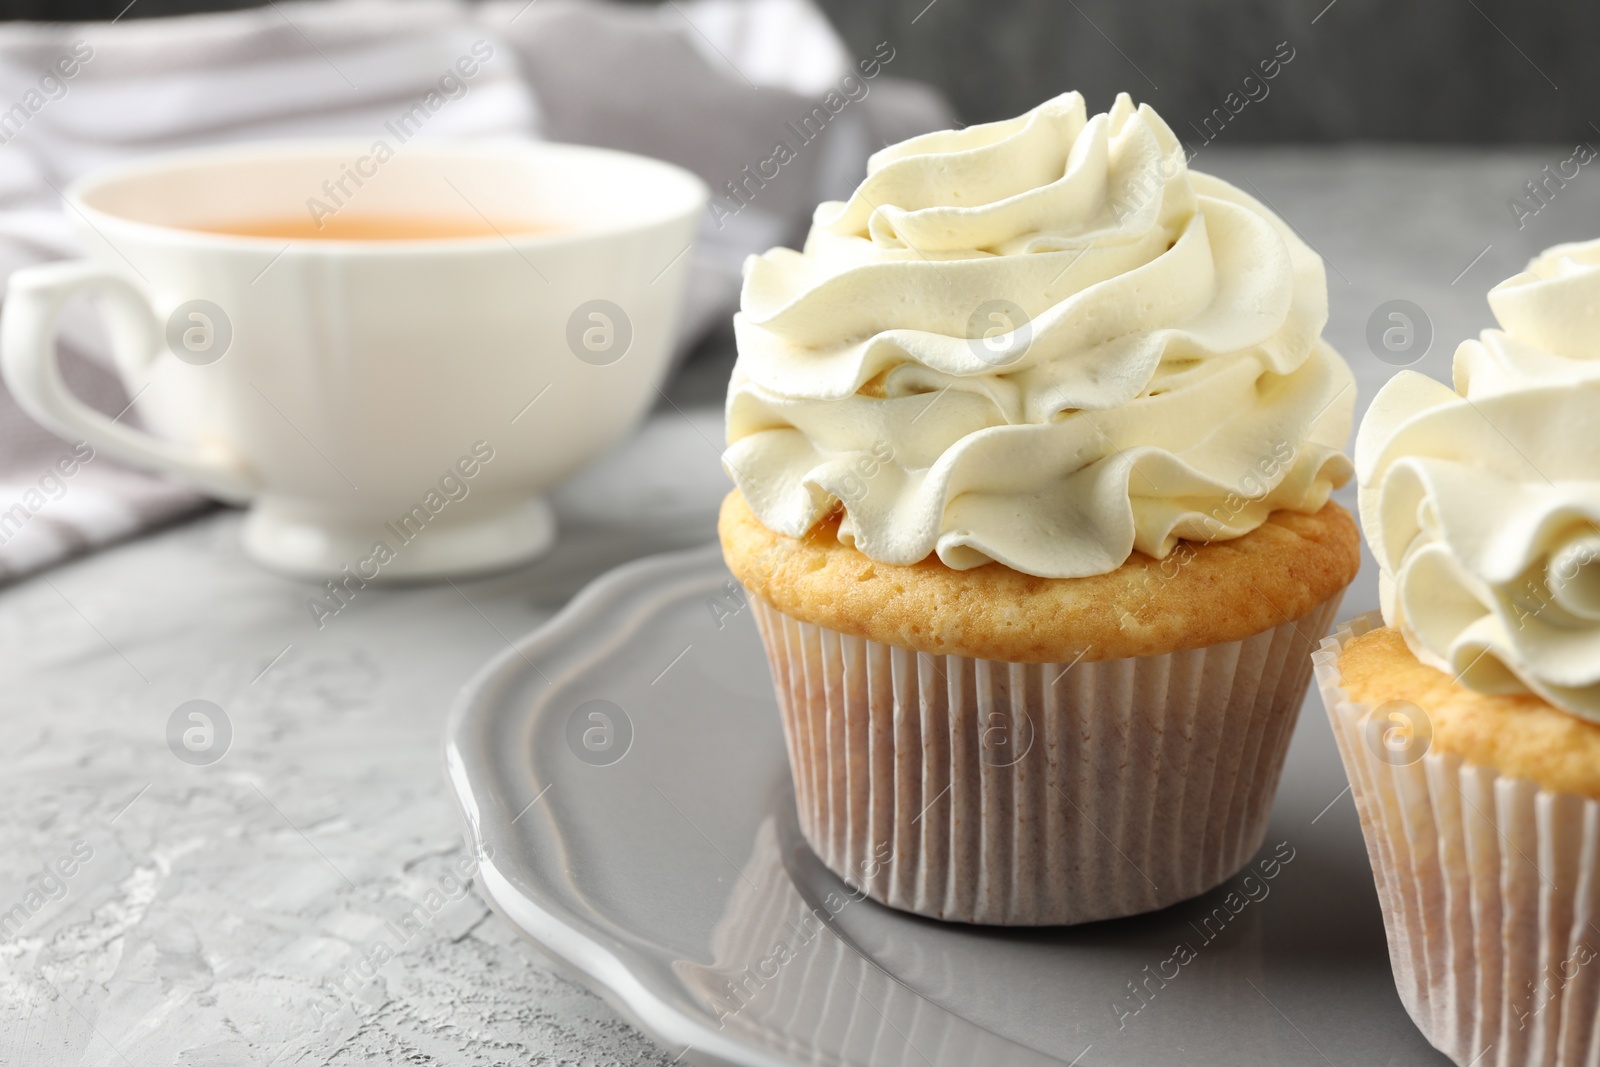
[443, 543, 1450, 1066]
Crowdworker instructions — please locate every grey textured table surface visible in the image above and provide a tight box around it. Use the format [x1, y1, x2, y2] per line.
[3, 147, 1595, 1066]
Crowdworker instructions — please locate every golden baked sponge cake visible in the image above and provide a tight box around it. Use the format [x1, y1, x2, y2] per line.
[722, 489, 1357, 663]
[1339, 627, 1600, 801]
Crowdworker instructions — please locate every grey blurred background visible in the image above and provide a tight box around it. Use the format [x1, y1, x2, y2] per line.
[817, 0, 1583, 142]
[0, 0, 1589, 142]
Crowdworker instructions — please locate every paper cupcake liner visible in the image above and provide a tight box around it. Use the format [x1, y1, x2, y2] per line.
[748, 590, 1343, 926]
[1315, 613, 1600, 1067]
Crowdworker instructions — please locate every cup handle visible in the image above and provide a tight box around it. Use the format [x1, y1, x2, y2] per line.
[2, 260, 256, 503]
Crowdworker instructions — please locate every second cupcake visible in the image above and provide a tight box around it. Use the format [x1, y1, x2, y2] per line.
[720, 92, 1359, 925]
[1318, 239, 1600, 1066]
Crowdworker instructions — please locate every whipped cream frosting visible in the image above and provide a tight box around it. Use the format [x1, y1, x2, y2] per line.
[723, 92, 1355, 578]
[1358, 239, 1600, 722]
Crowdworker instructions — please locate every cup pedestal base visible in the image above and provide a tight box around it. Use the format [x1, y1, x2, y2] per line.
[242, 495, 557, 581]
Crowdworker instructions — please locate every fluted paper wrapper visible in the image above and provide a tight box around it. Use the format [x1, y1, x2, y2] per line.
[748, 592, 1342, 926]
[1315, 612, 1600, 1067]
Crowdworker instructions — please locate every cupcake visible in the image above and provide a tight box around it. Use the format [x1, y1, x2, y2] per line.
[720, 92, 1359, 925]
[1317, 240, 1600, 1064]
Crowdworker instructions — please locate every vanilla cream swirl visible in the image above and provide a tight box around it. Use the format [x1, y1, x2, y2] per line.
[1358, 239, 1600, 721]
[723, 92, 1354, 578]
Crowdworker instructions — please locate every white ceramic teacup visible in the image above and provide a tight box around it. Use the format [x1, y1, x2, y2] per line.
[1, 140, 706, 579]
